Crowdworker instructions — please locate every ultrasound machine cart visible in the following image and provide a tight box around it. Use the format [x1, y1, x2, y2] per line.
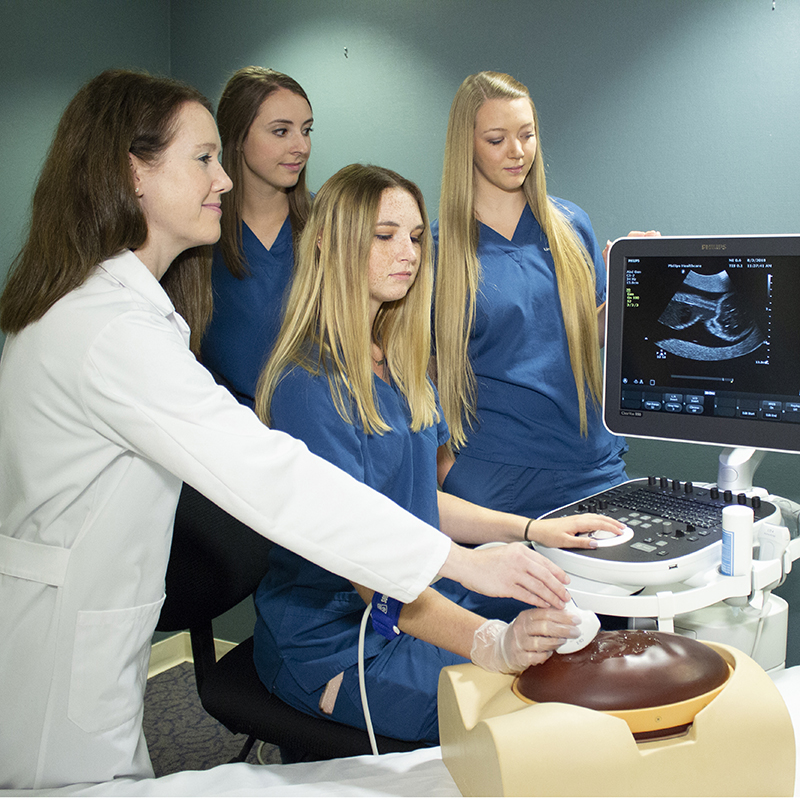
[537, 235, 800, 672]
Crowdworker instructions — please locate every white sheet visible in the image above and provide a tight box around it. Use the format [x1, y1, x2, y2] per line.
[0, 747, 459, 797]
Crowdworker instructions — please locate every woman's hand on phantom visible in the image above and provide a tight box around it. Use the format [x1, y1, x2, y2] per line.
[470, 607, 578, 673]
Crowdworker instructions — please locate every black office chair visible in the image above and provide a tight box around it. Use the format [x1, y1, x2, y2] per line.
[156, 482, 430, 763]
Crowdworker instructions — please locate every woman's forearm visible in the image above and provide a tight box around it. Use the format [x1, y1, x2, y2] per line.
[354, 582, 483, 658]
[438, 489, 526, 544]
[437, 491, 626, 551]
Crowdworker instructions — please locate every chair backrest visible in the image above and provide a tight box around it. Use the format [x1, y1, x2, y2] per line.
[157, 483, 273, 633]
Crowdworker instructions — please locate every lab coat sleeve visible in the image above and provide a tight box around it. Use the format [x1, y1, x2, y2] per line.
[78, 308, 450, 604]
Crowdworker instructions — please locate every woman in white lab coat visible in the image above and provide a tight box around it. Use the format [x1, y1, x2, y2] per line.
[0, 70, 571, 791]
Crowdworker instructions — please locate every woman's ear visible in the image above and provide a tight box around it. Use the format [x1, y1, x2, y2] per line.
[129, 153, 143, 197]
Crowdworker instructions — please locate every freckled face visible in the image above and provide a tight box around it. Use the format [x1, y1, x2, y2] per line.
[472, 97, 537, 196]
[367, 188, 424, 320]
[134, 101, 232, 274]
[241, 87, 313, 194]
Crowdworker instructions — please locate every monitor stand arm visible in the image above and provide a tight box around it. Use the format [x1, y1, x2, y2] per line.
[717, 447, 766, 493]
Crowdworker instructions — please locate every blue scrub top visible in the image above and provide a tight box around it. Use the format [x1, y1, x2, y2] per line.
[252, 366, 450, 694]
[201, 217, 294, 407]
[432, 199, 624, 470]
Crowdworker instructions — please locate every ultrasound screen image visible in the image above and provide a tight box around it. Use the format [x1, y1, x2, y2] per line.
[619, 253, 792, 398]
[655, 269, 766, 362]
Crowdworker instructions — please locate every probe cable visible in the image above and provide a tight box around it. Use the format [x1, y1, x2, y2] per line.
[358, 601, 380, 756]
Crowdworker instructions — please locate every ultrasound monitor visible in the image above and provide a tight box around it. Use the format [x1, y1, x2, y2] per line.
[603, 234, 800, 457]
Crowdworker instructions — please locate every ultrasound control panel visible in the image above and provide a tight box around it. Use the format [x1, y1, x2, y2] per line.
[536, 477, 778, 586]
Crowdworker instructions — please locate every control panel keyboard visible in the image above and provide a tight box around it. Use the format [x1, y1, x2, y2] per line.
[537, 477, 777, 582]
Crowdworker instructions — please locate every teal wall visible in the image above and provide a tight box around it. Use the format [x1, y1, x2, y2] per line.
[0, 0, 171, 352]
[2, 0, 800, 660]
[170, 0, 800, 240]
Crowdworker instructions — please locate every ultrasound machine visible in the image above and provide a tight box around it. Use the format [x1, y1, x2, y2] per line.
[438, 235, 800, 797]
[536, 233, 800, 672]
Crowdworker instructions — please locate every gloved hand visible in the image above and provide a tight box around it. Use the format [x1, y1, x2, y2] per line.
[470, 608, 578, 674]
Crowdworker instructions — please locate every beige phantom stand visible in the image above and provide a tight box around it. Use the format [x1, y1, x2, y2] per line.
[438, 641, 795, 797]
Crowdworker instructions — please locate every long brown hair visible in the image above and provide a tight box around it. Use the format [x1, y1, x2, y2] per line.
[0, 69, 215, 353]
[216, 67, 313, 278]
[256, 164, 437, 435]
[436, 71, 602, 447]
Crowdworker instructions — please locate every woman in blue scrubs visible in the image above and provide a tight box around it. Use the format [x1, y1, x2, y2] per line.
[434, 71, 632, 520]
[251, 164, 624, 748]
[201, 67, 313, 407]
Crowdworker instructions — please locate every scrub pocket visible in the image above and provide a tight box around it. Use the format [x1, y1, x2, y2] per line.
[68, 595, 165, 733]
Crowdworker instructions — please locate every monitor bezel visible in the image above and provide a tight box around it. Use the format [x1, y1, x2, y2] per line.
[603, 234, 800, 455]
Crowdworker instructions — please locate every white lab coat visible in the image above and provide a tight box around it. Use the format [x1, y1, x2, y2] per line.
[0, 250, 450, 791]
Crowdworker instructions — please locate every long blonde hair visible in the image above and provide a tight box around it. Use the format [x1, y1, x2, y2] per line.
[216, 67, 312, 279]
[255, 164, 437, 435]
[435, 71, 602, 447]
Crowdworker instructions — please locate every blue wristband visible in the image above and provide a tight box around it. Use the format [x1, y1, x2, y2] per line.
[370, 593, 404, 640]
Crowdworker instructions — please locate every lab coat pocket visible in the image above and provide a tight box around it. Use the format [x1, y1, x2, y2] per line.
[68, 595, 165, 733]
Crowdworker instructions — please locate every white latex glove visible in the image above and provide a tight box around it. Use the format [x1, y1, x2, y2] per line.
[470, 609, 577, 674]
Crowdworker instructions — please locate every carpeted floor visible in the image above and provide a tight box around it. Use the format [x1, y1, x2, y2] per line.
[143, 661, 281, 776]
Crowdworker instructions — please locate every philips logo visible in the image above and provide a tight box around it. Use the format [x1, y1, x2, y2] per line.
[702, 244, 727, 250]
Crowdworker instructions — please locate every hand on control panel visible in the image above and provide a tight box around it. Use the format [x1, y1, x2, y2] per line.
[529, 514, 629, 550]
[575, 525, 635, 548]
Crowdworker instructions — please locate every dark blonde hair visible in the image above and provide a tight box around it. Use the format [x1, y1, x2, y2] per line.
[216, 66, 313, 278]
[436, 71, 602, 447]
[256, 164, 437, 435]
[0, 69, 214, 352]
